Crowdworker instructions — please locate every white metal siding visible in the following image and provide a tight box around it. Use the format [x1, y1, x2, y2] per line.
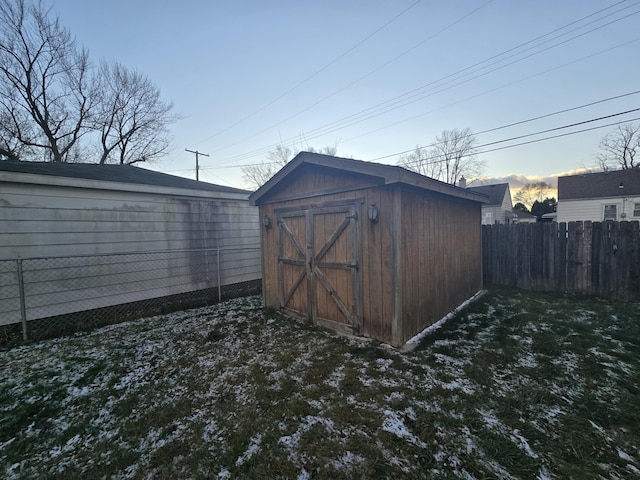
[0, 182, 259, 258]
[557, 197, 640, 223]
[0, 174, 261, 326]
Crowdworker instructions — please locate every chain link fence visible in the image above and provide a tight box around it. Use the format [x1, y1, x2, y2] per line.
[0, 247, 261, 348]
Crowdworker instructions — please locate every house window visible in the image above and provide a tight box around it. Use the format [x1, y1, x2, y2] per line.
[634, 203, 640, 217]
[603, 204, 617, 221]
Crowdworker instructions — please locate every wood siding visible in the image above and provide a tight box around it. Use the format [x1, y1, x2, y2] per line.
[482, 221, 640, 301]
[260, 174, 482, 346]
[260, 174, 395, 343]
[400, 189, 483, 344]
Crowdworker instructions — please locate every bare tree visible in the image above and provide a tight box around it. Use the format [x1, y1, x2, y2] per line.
[243, 142, 338, 189]
[514, 181, 553, 209]
[396, 145, 443, 179]
[597, 123, 640, 171]
[93, 61, 177, 165]
[0, 105, 34, 160]
[0, 0, 93, 162]
[398, 127, 484, 184]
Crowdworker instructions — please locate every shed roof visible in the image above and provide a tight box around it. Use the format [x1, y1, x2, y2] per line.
[249, 152, 488, 205]
[466, 183, 510, 206]
[558, 169, 640, 200]
[0, 161, 249, 194]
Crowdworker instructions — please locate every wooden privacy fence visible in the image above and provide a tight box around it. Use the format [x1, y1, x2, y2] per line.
[482, 221, 640, 301]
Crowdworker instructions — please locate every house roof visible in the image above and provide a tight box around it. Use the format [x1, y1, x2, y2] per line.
[558, 169, 640, 200]
[249, 151, 488, 205]
[0, 161, 250, 194]
[513, 210, 537, 221]
[466, 183, 510, 206]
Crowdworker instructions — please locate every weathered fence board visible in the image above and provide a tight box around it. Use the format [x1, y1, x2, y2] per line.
[482, 221, 640, 301]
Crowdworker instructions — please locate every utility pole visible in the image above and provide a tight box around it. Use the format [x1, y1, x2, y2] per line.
[185, 149, 210, 181]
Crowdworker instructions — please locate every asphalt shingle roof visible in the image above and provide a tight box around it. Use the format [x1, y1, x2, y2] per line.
[466, 183, 509, 206]
[558, 169, 640, 200]
[0, 161, 249, 194]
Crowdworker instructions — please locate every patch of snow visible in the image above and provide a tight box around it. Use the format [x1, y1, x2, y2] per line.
[511, 429, 538, 459]
[0, 437, 16, 451]
[297, 468, 310, 480]
[478, 409, 501, 429]
[328, 451, 366, 470]
[375, 357, 393, 371]
[617, 447, 637, 463]
[402, 290, 487, 351]
[384, 391, 404, 403]
[437, 378, 476, 395]
[66, 385, 90, 397]
[627, 464, 640, 475]
[537, 466, 554, 479]
[381, 409, 427, 448]
[433, 353, 471, 368]
[546, 407, 565, 424]
[235, 434, 262, 466]
[278, 415, 335, 462]
[589, 420, 605, 434]
[516, 352, 538, 369]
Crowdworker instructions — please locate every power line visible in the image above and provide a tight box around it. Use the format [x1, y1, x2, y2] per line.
[476, 115, 640, 157]
[270, 8, 640, 155]
[189, 0, 422, 147]
[343, 39, 640, 145]
[202, 104, 640, 173]
[366, 90, 640, 161]
[212, 1, 638, 164]
[384, 108, 640, 167]
[209, 0, 496, 157]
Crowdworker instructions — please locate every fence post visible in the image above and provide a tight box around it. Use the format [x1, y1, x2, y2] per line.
[17, 258, 28, 341]
[217, 247, 222, 302]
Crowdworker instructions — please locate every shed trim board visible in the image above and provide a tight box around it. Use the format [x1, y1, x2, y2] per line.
[252, 152, 485, 347]
[391, 186, 403, 347]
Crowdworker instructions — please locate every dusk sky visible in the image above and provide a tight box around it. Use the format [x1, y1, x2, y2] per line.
[52, 0, 640, 191]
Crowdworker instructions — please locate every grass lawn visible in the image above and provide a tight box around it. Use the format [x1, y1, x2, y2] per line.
[1, 289, 639, 479]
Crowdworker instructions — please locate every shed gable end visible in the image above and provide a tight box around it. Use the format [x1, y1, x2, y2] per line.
[259, 164, 384, 204]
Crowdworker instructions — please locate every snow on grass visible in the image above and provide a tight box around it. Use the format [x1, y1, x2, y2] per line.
[1, 291, 639, 479]
[381, 409, 428, 448]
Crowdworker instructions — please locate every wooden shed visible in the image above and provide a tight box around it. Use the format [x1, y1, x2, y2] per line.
[249, 152, 487, 347]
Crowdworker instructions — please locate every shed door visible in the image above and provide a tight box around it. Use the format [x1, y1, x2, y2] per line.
[277, 203, 362, 336]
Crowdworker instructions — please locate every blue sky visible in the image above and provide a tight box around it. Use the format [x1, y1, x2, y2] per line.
[52, 0, 640, 190]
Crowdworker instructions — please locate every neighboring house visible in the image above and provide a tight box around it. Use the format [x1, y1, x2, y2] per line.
[0, 161, 261, 327]
[250, 152, 487, 348]
[557, 169, 640, 223]
[512, 210, 538, 223]
[465, 182, 514, 225]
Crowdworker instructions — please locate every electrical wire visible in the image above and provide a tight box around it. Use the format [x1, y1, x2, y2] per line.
[189, 0, 423, 147]
[384, 108, 640, 167]
[201, 104, 640, 173]
[207, 0, 496, 157]
[343, 39, 640, 145]
[211, 1, 639, 165]
[230, 7, 640, 162]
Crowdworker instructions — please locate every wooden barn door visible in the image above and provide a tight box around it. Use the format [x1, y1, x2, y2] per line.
[277, 203, 362, 336]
